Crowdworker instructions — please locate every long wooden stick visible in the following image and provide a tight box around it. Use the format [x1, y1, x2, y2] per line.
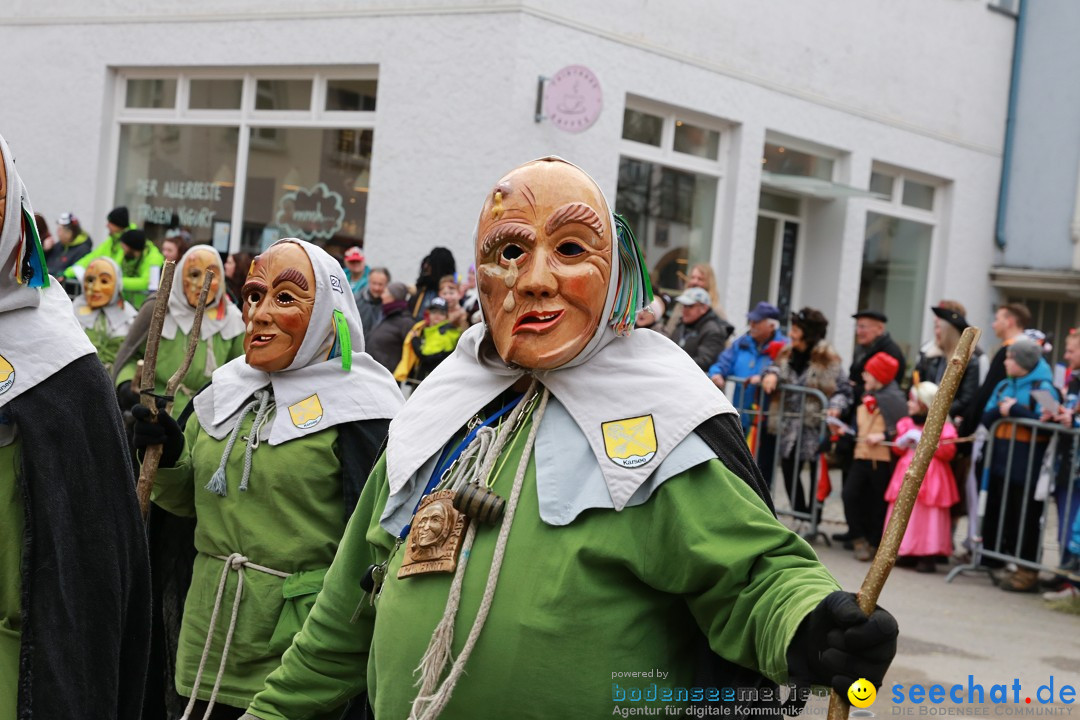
[134, 266, 214, 518]
[826, 326, 980, 720]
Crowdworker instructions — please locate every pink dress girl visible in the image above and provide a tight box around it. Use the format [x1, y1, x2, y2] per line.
[884, 385, 961, 572]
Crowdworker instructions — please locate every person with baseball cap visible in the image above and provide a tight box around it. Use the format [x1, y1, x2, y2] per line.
[44, 211, 93, 276]
[669, 286, 732, 372]
[344, 245, 370, 299]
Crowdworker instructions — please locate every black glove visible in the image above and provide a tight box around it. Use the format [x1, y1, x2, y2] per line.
[117, 381, 141, 411]
[131, 401, 185, 468]
[786, 591, 898, 698]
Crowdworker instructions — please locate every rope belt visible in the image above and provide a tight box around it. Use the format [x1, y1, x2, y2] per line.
[180, 552, 290, 720]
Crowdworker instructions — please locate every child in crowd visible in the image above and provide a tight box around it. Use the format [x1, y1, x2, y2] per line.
[438, 274, 469, 329]
[847, 351, 907, 561]
[981, 338, 1059, 592]
[885, 382, 960, 573]
[410, 297, 463, 381]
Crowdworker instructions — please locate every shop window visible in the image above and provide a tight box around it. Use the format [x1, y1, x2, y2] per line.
[126, 78, 176, 109]
[189, 79, 243, 110]
[114, 124, 238, 248]
[621, 108, 663, 147]
[858, 213, 933, 363]
[326, 79, 377, 112]
[242, 128, 372, 255]
[114, 68, 376, 255]
[762, 143, 833, 181]
[902, 179, 935, 211]
[615, 100, 725, 295]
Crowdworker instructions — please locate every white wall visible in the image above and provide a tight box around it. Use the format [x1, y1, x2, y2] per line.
[0, 0, 1014, 363]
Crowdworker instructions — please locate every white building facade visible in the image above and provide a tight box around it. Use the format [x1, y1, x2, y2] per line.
[0, 0, 1017, 364]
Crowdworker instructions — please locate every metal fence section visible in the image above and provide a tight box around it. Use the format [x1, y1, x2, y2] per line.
[946, 416, 1080, 584]
[724, 376, 831, 543]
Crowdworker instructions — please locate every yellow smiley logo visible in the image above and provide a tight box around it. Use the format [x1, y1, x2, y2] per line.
[848, 678, 876, 708]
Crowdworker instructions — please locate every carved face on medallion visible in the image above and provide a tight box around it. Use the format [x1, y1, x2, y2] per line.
[475, 160, 612, 370]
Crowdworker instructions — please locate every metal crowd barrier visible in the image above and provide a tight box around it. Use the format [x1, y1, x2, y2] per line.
[946, 416, 1080, 584]
[724, 376, 831, 543]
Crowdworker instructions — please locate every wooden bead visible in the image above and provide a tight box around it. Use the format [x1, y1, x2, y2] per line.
[453, 482, 505, 525]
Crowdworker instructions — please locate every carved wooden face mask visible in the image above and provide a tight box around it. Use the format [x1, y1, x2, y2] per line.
[83, 258, 117, 309]
[183, 248, 221, 308]
[242, 242, 316, 372]
[475, 160, 612, 370]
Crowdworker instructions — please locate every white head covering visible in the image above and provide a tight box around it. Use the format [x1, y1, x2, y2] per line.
[162, 244, 245, 342]
[193, 238, 403, 444]
[0, 132, 95, 408]
[71, 256, 137, 337]
[386, 157, 736, 512]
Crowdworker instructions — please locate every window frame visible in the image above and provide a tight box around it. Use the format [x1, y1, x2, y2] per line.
[617, 96, 730, 292]
[111, 66, 377, 253]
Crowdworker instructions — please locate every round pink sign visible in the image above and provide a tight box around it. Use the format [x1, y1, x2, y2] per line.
[544, 65, 603, 134]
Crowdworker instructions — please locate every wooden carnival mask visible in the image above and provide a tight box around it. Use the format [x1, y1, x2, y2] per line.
[242, 242, 315, 372]
[475, 160, 613, 370]
[83, 258, 117, 309]
[183, 247, 222, 309]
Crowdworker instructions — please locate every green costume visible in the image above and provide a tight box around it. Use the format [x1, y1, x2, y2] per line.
[0, 440, 21, 720]
[153, 416, 349, 709]
[84, 313, 126, 367]
[64, 227, 164, 308]
[117, 330, 244, 415]
[72, 256, 137, 370]
[247, 429, 839, 719]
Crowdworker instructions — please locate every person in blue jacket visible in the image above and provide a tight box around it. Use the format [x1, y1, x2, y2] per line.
[709, 301, 787, 432]
[980, 338, 1059, 592]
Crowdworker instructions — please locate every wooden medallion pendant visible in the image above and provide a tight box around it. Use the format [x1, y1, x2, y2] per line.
[397, 489, 469, 579]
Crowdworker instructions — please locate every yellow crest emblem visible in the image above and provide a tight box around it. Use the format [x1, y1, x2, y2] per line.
[0, 354, 13, 396]
[288, 394, 324, 429]
[601, 414, 657, 468]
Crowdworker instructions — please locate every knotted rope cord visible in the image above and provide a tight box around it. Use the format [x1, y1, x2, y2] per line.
[409, 381, 550, 720]
[205, 389, 274, 496]
[179, 552, 290, 720]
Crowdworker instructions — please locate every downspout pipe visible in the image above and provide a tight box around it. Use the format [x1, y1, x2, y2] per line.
[995, 0, 1027, 249]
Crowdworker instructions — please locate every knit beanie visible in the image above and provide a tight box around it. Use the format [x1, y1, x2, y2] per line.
[1007, 338, 1041, 372]
[119, 228, 147, 251]
[386, 282, 408, 302]
[864, 351, 899, 385]
[107, 206, 130, 228]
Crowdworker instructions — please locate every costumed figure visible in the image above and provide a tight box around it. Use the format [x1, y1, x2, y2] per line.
[0, 132, 150, 719]
[115, 245, 246, 415]
[243, 158, 898, 720]
[132, 238, 403, 719]
[71, 255, 137, 369]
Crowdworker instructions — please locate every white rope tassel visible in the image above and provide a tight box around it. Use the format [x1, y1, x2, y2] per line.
[179, 553, 290, 720]
[409, 383, 550, 720]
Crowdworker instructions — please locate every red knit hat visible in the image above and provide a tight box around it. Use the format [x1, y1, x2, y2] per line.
[864, 352, 899, 385]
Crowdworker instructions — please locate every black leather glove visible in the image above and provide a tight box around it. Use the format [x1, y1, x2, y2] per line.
[786, 591, 898, 698]
[131, 402, 185, 468]
[117, 381, 141, 411]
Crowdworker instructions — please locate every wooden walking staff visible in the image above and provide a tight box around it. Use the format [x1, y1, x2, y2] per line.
[134, 264, 216, 518]
[826, 326, 980, 720]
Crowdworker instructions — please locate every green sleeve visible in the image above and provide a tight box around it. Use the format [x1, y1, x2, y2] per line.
[115, 343, 145, 387]
[228, 332, 246, 363]
[643, 459, 840, 684]
[246, 455, 397, 720]
[64, 236, 114, 277]
[122, 245, 163, 294]
[149, 417, 201, 518]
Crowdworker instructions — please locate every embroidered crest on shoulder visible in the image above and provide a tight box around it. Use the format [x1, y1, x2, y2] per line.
[0, 355, 14, 396]
[288, 393, 324, 429]
[601, 414, 657, 468]
[329, 275, 344, 294]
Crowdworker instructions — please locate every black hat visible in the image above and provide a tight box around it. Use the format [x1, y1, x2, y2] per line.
[428, 297, 449, 313]
[119, 228, 146, 252]
[107, 206, 130, 228]
[931, 305, 968, 333]
[792, 307, 829, 345]
[852, 309, 888, 323]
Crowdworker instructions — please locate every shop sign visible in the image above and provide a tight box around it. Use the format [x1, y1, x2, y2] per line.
[133, 177, 222, 228]
[544, 65, 603, 134]
[275, 183, 345, 241]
